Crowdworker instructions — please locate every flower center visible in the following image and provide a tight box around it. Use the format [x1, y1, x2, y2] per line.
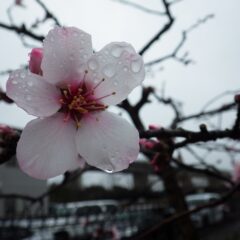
[59, 72, 115, 128]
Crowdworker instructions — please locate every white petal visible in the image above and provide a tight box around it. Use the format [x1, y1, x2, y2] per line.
[76, 111, 139, 172]
[42, 26, 93, 86]
[6, 70, 61, 117]
[87, 42, 145, 105]
[17, 113, 81, 179]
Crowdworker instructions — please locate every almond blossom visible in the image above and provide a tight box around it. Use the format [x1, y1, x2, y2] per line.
[6, 26, 145, 179]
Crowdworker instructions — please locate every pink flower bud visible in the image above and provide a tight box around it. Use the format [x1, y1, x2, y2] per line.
[234, 94, 240, 103]
[29, 48, 43, 75]
[149, 124, 161, 130]
[15, 0, 23, 6]
[232, 162, 240, 183]
[139, 138, 156, 149]
[0, 124, 13, 134]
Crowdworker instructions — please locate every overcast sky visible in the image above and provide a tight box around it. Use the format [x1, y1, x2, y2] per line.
[0, 0, 240, 174]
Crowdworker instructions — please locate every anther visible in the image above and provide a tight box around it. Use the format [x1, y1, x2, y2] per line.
[67, 84, 72, 95]
[63, 90, 68, 98]
[94, 92, 117, 101]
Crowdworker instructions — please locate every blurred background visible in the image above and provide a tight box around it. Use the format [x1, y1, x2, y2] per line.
[0, 0, 240, 239]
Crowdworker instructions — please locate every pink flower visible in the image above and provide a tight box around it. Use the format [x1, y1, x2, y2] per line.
[29, 48, 43, 75]
[6, 26, 145, 179]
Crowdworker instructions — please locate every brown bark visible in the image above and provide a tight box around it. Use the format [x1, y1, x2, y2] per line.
[161, 163, 200, 240]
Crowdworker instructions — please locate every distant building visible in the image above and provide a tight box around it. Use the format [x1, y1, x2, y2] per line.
[0, 158, 48, 218]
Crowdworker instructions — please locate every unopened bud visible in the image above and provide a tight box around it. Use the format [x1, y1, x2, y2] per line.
[29, 48, 43, 75]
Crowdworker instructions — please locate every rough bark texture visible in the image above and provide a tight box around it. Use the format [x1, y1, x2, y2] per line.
[161, 163, 200, 240]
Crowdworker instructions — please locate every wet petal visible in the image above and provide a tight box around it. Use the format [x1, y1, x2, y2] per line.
[76, 111, 139, 172]
[42, 26, 93, 86]
[87, 42, 145, 105]
[17, 113, 81, 179]
[6, 70, 61, 117]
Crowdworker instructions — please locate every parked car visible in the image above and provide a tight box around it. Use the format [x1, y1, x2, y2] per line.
[186, 192, 227, 228]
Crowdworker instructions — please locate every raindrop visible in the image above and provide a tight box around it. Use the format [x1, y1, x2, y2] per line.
[12, 80, 18, 85]
[50, 36, 54, 42]
[103, 65, 115, 78]
[131, 59, 142, 73]
[88, 59, 99, 71]
[83, 54, 88, 59]
[111, 46, 123, 58]
[105, 169, 113, 173]
[69, 55, 74, 61]
[20, 72, 26, 79]
[26, 95, 32, 101]
[27, 81, 33, 87]
[73, 32, 79, 37]
[113, 82, 118, 86]
[123, 67, 128, 72]
[103, 145, 107, 150]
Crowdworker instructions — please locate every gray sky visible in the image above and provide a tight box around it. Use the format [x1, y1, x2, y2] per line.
[0, 0, 240, 173]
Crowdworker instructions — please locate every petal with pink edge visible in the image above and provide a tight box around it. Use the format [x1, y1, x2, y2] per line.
[6, 70, 61, 117]
[42, 26, 93, 86]
[76, 111, 139, 172]
[17, 113, 81, 179]
[87, 42, 145, 105]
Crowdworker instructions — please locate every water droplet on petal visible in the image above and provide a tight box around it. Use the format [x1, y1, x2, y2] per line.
[131, 59, 142, 73]
[26, 95, 32, 101]
[114, 82, 118, 86]
[123, 67, 128, 72]
[111, 46, 123, 58]
[105, 169, 113, 173]
[20, 72, 26, 79]
[69, 55, 74, 61]
[12, 80, 18, 85]
[103, 65, 115, 78]
[27, 81, 33, 87]
[73, 32, 79, 37]
[88, 59, 99, 71]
